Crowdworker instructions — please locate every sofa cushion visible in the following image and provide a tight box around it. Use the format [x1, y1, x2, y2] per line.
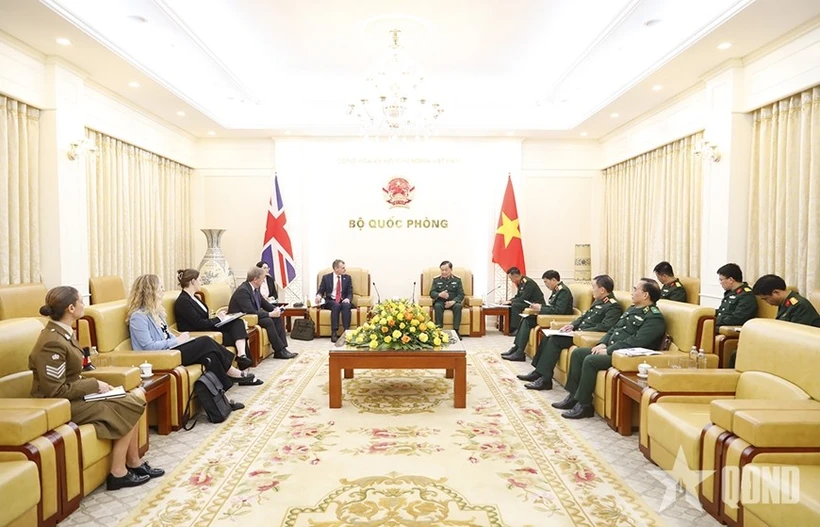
[648, 402, 711, 469]
[0, 409, 49, 446]
[0, 399, 71, 430]
[732, 410, 820, 448]
[0, 318, 46, 378]
[710, 399, 820, 431]
[89, 276, 125, 304]
[735, 371, 812, 400]
[657, 300, 715, 353]
[83, 301, 129, 353]
[0, 460, 39, 526]
[0, 284, 47, 320]
[79, 423, 112, 468]
[743, 464, 820, 526]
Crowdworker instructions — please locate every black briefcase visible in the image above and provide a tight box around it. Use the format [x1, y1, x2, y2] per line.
[291, 318, 315, 341]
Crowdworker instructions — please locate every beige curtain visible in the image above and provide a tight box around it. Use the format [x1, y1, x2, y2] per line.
[747, 86, 820, 295]
[0, 94, 40, 284]
[86, 130, 193, 291]
[602, 132, 703, 289]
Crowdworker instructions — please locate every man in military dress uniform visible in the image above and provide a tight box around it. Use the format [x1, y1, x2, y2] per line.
[502, 270, 573, 362]
[753, 274, 820, 327]
[715, 264, 759, 368]
[502, 267, 545, 337]
[521, 275, 623, 390]
[553, 278, 666, 419]
[654, 261, 687, 302]
[429, 261, 466, 336]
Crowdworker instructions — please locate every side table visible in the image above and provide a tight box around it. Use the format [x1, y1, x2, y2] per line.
[481, 305, 511, 335]
[617, 371, 647, 436]
[140, 373, 171, 436]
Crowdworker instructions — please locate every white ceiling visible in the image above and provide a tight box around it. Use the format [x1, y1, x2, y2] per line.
[1, 0, 819, 138]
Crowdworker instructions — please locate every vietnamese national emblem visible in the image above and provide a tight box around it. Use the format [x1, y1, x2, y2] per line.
[383, 177, 415, 207]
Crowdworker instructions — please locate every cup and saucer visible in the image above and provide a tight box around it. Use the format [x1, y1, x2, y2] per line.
[139, 363, 153, 379]
[636, 372, 649, 379]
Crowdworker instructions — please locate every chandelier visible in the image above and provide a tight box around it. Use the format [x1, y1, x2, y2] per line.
[348, 29, 444, 139]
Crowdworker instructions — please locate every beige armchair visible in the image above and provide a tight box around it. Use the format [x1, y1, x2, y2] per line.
[309, 267, 372, 337]
[88, 275, 126, 305]
[199, 283, 267, 365]
[418, 267, 483, 337]
[0, 283, 92, 349]
[678, 276, 700, 305]
[526, 282, 593, 357]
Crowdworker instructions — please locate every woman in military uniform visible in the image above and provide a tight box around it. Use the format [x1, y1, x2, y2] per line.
[29, 286, 164, 490]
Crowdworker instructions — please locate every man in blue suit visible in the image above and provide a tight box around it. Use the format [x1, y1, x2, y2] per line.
[315, 259, 354, 342]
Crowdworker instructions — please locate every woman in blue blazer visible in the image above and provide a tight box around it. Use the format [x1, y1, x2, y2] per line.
[126, 275, 262, 398]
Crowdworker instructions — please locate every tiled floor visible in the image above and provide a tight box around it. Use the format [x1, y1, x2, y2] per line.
[62, 330, 720, 527]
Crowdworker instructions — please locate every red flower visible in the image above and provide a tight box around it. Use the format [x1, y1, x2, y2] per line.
[517, 467, 538, 474]
[507, 477, 528, 489]
[249, 470, 271, 477]
[574, 469, 596, 483]
[257, 480, 280, 492]
[188, 473, 213, 487]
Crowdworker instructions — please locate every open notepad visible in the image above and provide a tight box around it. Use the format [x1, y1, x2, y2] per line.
[83, 385, 126, 402]
[541, 329, 575, 337]
[614, 348, 663, 357]
[215, 312, 244, 328]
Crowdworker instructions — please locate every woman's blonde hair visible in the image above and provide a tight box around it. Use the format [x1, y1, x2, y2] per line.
[125, 274, 165, 325]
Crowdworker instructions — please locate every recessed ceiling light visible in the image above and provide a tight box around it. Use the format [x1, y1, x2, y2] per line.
[176, 111, 185, 117]
[610, 112, 619, 118]
[644, 19, 661, 27]
[652, 84, 663, 91]
[207, 131, 216, 136]
[127, 15, 148, 24]
[128, 81, 140, 88]
[56, 37, 71, 46]
[717, 42, 732, 50]
[580, 132, 588, 137]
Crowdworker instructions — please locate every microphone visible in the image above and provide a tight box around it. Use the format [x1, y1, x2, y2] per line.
[372, 281, 381, 304]
[482, 284, 502, 305]
[411, 281, 416, 303]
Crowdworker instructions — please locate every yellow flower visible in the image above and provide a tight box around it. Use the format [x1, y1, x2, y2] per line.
[399, 322, 406, 329]
[442, 334, 449, 343]
[370, 334, 377, 340]
[392, 330, 401, 339]
[381, 326, 389, 333]
[410, 319, 420, 326]
[384, 336, 392, 344]
[356, 336, 364, 343]
[416, 314, 425, 322]
[426, 321, 436, 330]
[433, 337, 442, 346]
[409, 326, 416, 333]
[369, 339, 378, 349]
[418, 333, 428, 343]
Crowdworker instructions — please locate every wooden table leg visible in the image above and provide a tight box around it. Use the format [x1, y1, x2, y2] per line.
[329, 356, 342, 408]
[445, 368, 454, 379]
[155, 387, 171, 435]
[618, 387, 633, 436]
[453, 357, 466, 408]
[344, 369, 354, 379]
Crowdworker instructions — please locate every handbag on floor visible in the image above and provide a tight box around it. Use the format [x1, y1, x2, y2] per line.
[182, 366, 232, 430]
[291, 318, 315, 341]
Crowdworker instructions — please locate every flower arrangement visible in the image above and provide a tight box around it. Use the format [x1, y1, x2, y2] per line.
[347, 299, 451, 350]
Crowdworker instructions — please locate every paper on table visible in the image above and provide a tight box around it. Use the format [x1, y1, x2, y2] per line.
[215, 312, 244, 328]
[541, 329, 575, 337]
[484, 303, 510, 308]
[614, 348, 662, 357]
[83, 385, 126, 402]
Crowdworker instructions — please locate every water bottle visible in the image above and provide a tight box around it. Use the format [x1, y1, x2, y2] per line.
[689, 345, 698, 369]
[697, 348, 707, 369]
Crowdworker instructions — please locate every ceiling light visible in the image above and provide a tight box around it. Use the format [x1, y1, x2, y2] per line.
[652, 84, 663, 91]
[128, 81, 140, 88]
[644, 19, 662, 27]
[580, 132, 588, 137]
[717, 42, 732, 50]
[207, 131, 216, 136]
[56, 37, 71, 46]
[176, 111, 185, 117]
[127, 15, 148, 24]
[348, 29, 444, 139]
[610, 112, 619, 118]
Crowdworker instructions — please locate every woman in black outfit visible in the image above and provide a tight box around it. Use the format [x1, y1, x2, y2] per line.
[174, 269, 253, 371]
[256, 261, 279, 302]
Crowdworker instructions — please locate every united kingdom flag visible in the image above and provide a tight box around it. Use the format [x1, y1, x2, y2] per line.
[260, 174, 297, 288]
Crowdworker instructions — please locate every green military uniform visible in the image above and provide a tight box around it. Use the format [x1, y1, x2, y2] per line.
[777, 291, 820, 327]
[429, 274, 466, 332]
[513, 281, 574, 351]
[564, 303, 666, 405]
[660, 279, 687, 303]
[715, 282, 756, 328]
[534, 293, 623, 378]
[508, 276, 546, 331]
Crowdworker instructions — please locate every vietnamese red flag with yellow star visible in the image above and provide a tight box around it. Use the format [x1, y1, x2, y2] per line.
[492, 175, 526, 275]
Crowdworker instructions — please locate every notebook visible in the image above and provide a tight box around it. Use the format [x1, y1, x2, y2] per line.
[83, 385, 127, 402]
[215, 312, 245, 327]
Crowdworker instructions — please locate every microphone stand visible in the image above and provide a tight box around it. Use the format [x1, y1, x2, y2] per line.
[411, 281, 416, 303]
[482, 284, 502, 305]
[372, 281, 381, 304]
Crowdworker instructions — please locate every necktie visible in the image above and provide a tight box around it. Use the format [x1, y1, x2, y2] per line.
[253, 288, 261, 310]
[335, 276, 342, 302]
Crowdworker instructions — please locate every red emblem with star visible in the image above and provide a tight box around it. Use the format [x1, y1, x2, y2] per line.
[383, 177, 415, 207]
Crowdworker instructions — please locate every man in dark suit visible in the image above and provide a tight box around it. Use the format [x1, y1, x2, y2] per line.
[229, 267, 297, 359]
[315, 259, 354, 342]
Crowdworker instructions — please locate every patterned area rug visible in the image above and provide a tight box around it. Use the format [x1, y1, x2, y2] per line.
[119, 347, 662, 527]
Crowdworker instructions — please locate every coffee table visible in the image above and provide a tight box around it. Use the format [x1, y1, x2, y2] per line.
[481, 305, 510, 335]
[617, 371, 648, 436]
[328, 331, 467, 409]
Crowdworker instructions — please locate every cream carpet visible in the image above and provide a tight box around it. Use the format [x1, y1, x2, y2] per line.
[119, 347, 663, 526]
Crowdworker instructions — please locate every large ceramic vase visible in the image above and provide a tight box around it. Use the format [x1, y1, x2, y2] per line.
[198, 229, 236, 290]
[574, 244, 591, 282]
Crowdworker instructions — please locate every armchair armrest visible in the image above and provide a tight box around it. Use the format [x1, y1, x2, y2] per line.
[0, 409, 49, 446]
[718, 326, 742, 338]
[188, 331, 222, 343]
[242, 314, 259, 326]
[102, 350, 182, 371]
[573, 331, 604, 347]
[646, 368, 741, 393]
[418, 297, 433, 307]
[81, 367, 142, 391]
[733, 410, 820, 448]
[536, 314, 575, 326]
[0, 399, 71, 430]
[465, 296, 483, 307]
[354, 295, 372, 307]
[710, 399, 820, 432]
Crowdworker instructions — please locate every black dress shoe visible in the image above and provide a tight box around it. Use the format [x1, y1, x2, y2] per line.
[229, 400, 245, 411]
[525, 377, 553, 390]
[502, 350, 526, 362]
[517, 370, 541, 382]
[552, 394, 577, 410]
[501, 345, 518, 357]
[273, 349, 296, 359]
[128, 462, 165, 479]
[330, 333, 338, 343]
[562, 402, 595, 419]
[236, 355, 253, 371]
[106, 471, 150, 491]
[234, 373, 263, 386]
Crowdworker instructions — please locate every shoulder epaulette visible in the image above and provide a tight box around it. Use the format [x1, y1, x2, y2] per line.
[651, 306, 661, 314]
[786, 297, 799, 307]
[735, 286, 744, 294]
[556, 284, 562, 291]
[643, 306, 650, 313]
[744, 287, 751, 292]
[603, 297, 609, 303]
